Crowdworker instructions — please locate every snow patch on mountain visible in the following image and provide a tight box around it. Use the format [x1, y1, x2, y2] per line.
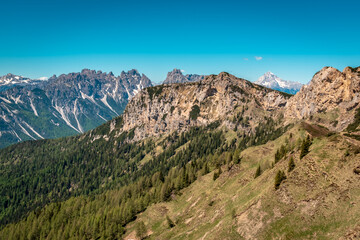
[254, 72, 303, 95]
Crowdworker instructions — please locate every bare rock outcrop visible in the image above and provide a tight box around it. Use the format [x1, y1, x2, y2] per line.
[285, 66, 360, 131]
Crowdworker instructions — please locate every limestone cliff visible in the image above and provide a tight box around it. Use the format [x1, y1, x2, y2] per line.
[285, 66, 360, 131]
[118, 72, 289, 141]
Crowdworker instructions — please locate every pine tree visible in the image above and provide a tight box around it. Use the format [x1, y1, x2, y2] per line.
[202, 162, 209, 175]
[213, 166, 222, 181]
[274, 170, 287, 190]
[288, 156, 295, 172]
[254, 165, 261, 178]
[300, 135, 311, 159]
[274, 149, 281, 164]
[233, 149, 241, 164]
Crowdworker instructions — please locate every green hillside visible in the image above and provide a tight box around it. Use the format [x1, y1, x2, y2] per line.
[124, 123, 360, 240]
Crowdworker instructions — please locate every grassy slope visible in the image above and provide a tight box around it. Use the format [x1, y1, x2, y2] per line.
[125, 124, 360, 240]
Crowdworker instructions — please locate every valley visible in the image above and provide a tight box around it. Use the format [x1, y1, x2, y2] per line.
[0, 66, 359, 239]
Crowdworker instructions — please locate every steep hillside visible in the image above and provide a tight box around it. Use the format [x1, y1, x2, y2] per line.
[0, 69, 152, 148]
[124, 123, 360, 240]
[285, 66, 360, 131]
[1, 67, 360, 239]
[0, 72, 290, 234]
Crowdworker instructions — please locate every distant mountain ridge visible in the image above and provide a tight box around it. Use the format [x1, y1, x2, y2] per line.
[0, 69, 152, 148]
[163, 68, 205, 84]
[0, 73, 45, 92]
[1, 67, 360, 239]
[255, 72, 303, 94]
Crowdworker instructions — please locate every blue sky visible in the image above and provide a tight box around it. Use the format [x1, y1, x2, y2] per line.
[0, 0, 359, 84]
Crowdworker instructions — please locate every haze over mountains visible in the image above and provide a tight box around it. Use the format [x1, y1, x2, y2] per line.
[0, 69, 152, 148]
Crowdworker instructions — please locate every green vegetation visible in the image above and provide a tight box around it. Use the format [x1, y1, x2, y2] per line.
[118, 123, 360, 240]
[300, 135, 312, 159]
[274, 170, 286, 190]
[229, 85, 248, 95]
[0, 112, 307, 240]
[136, 221, 147, 240]
[170, 106, 175, 114]
[189, 104, 200, 120]
[147, 85, 164, 101]
[254, 165, 261, 178]
[288, 156, 295, 172]
[346, 108, 360, 132]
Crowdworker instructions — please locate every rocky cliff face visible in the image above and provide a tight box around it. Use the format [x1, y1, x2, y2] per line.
[285, 66, 360, 131]
[0, 69, 152, 148]
[116, 72, 289, 142]
[163, 68, 205, 84]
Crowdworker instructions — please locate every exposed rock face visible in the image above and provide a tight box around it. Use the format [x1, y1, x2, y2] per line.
[0, 69, 152, 148]
[0, 73, 44, 92]
[163, 68, 205, 84]
[119, 72, 289, 141]
[285, 66, 360, 130]
[255, 72, 303, 95]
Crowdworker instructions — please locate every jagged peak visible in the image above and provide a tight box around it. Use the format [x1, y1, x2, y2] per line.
[121, 69, 141, 78]
[80, 69, 97, 75]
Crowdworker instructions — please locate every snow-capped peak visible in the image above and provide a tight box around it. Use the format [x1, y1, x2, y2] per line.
[254, 72, 303, 95]
[0, 74, 46, 92]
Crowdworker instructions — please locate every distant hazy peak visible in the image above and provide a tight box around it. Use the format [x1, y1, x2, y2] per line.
[163, 68, 204, 84]
[255, 72, 303, 95]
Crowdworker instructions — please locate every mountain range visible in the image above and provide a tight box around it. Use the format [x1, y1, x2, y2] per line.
[1, 66, 360, 239]
[163, 68, 205, 84]
[0, 69, 152, 148]
[255, 71, 303, 94]
[0, 74, 46, 92]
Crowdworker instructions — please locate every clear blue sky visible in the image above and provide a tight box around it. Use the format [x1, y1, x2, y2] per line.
[1, 0, 359, 84]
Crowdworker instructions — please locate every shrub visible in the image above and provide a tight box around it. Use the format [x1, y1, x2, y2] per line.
[166, 215, 175, 228]
[190, 105, 200, 120]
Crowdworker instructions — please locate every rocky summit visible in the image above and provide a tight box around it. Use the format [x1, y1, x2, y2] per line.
[163, 68, 205, 84]
[116, 72, 289, 142]
[0, 69, 152, 148]
[285, 66, 360, 131]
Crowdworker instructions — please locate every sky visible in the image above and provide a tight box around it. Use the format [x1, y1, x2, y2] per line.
[0, 0, 359, 84]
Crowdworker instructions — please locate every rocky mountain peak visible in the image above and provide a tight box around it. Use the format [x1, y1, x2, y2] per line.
[118, 72, 288, 142]
[0, 73, 40, 92]
[255, 72, 303, 95]
[163, 68, 205, 84]
[0, 68, 153, 148]
[285, 66, 360, 131]
[80, 69, 97, 76]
